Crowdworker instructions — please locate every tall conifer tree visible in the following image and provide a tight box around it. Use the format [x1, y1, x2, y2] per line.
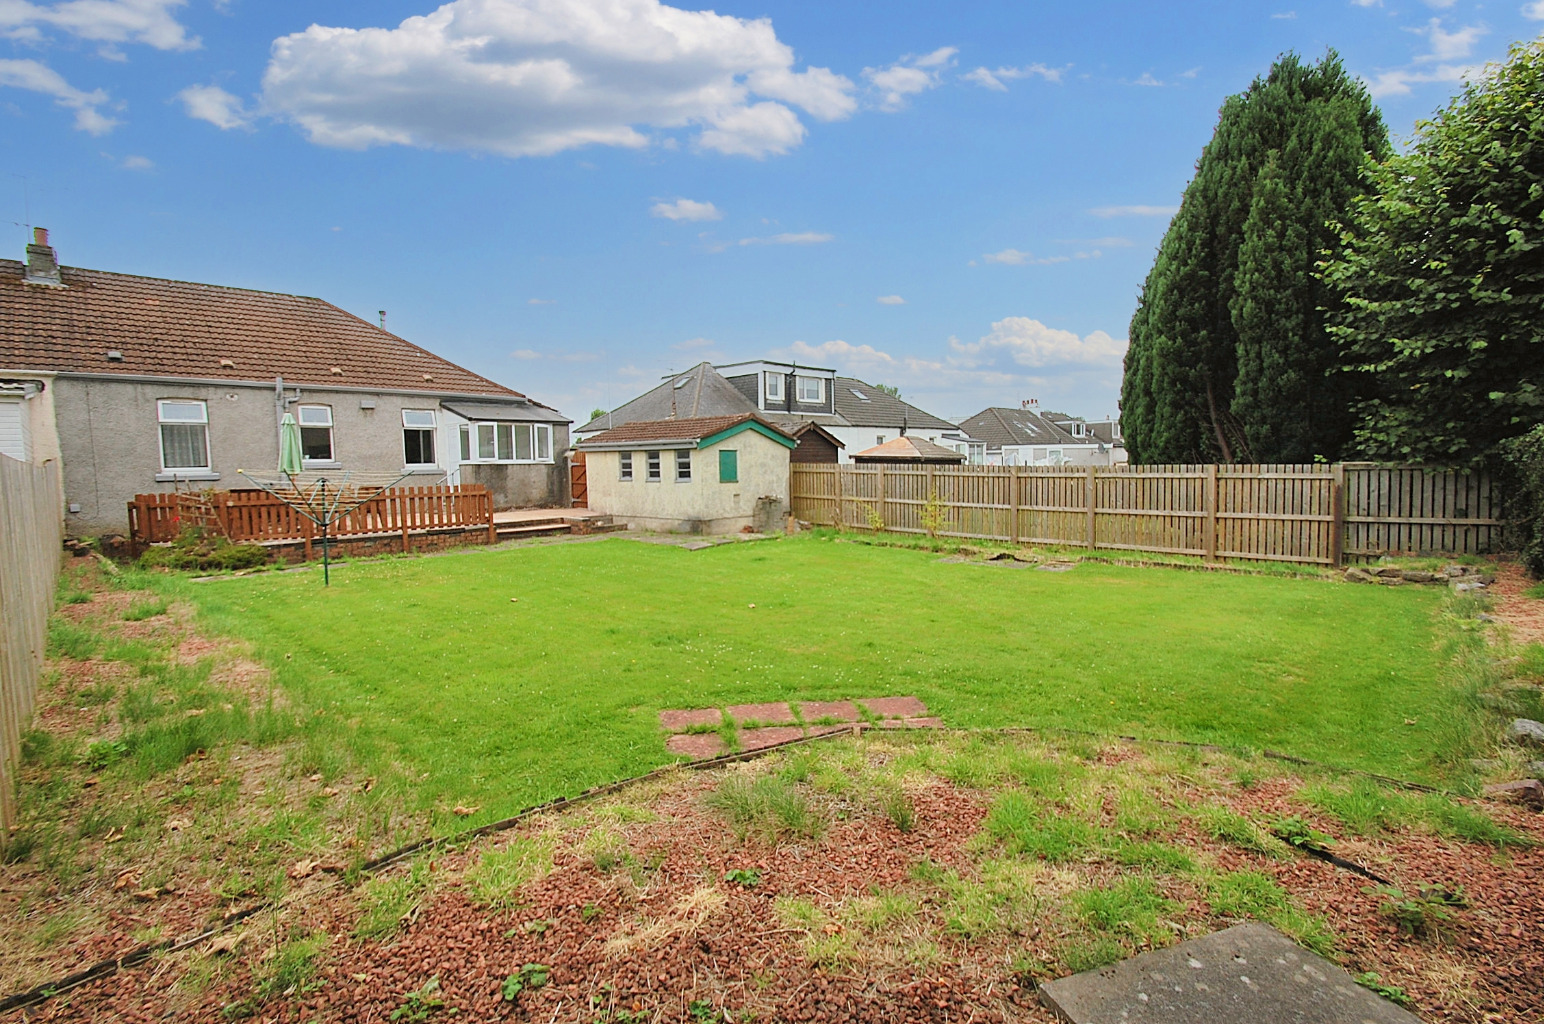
[1121, 52, 1388, 464]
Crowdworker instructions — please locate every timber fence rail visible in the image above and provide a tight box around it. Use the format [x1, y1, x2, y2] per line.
[790, 462, 1501, 566]
[128, 484, 496, 557]
[0, 456, 64, 831]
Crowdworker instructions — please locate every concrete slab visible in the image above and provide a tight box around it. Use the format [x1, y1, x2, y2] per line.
[1038, 923, 1419, 1024]
[799, 700, 862, 723]
[726, 702, 798, 726]
[658, 708, 723, 732]
[666, 733, 726, 759]
[858, 696, 928, 719]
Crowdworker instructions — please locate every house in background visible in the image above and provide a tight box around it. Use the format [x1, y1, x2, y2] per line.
[0, 229, 570, 535]
[959, 403, 1125, 467]
[578, 413, 796, 534]
[851, 436, 967, 465]
[576, 361, 979, 464]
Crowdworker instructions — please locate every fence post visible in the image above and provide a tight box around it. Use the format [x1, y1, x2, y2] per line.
[834, 465, 844, 529]
[485, 490, 497, 545]
[401, 491, 412, 554]
[1330, 463, 1346, 566]
[1204, 464, 1218, 562]
[1086, 466, 1097, 551]
[876, 464, 888, 531]
[302, 514, 314, 562]
[1009, 465, 1020, 545]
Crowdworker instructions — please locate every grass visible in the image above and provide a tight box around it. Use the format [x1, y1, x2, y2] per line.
[142, 535, 1462, 818]
[1303, 778, 1531, 848]
[705, 773, 823, 843]
[465, 836, 553, 909]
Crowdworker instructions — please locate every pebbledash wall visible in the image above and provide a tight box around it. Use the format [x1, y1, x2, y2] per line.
[585, 429, 791, 534]
[52, 375, 569, 536]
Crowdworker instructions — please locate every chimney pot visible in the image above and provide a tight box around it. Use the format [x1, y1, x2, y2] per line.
[34, 227, 48, 246]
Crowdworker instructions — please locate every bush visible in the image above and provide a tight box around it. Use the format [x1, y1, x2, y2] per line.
[138, 527, 268, 573]
[1502, 425, 1544, 578]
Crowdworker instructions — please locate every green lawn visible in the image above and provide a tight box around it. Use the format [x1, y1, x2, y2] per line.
[178, 536, 1452, 816]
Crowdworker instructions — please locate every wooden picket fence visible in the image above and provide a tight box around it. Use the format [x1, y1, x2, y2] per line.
[790, 463, 1502, 565]
[128, 484, 496, 558]
[0, 456, 64, 832]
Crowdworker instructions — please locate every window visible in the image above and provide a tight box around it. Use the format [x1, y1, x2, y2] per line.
[470, 422, 553, 463]
[646, 451, 661, 481]
[157, 399, 209, 471]
[675, 449, 692, 482]
[850, 388, 871, 401]
[297, 405, 334, 462]
[719, 449, 738, 483]
[765, 373, 783, 402]
[459, 425, 471, 462]
[619, 452, 633, 481]
[403, 409, 436, 466]
[876, 435, 886, 445]
[1072, 422, 1087, 438]
[796, 376, 823, 403]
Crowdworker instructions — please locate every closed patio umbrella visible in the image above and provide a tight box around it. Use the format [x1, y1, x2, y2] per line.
[279, 412, 303, 477]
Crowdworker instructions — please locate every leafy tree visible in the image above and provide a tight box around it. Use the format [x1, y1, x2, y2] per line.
[589, 407, 608, 422]
[873, 384, 902, 398]
[1324, 40, 1544, 468]
[1122, 52, 1388, 463]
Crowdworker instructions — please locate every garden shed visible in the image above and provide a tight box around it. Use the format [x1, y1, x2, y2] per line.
[578, 413, 796, 534]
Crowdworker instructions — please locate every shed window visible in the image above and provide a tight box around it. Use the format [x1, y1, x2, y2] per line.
[619, 452, 633, 481]
[157, 399, 209, 471]
[646, 451, 661, 481]
[675, 449, 692, 482]
[718, 449, 738, 483]
[297, 405, 334, 462]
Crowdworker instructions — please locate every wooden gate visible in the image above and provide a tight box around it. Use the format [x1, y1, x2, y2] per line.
[570, 453, 588, 508]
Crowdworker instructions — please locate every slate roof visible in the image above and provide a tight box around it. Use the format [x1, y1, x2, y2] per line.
[0, 257, 528, 400]
[578, 413, 794, 448]
[834, 378, 956, 431]
[576, 362, 754, 434]
[851, 436, 967, 463]
[959, 407, 1086, 447]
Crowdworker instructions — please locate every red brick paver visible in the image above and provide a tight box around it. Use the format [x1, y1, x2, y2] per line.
[859, 696, 928, 719]
[666, 733, 727, 758]
[738, 726, 806, 751]
[725, 702, 798, 726]
[798, 701, 861, 724]
[658, 708, 723, 731]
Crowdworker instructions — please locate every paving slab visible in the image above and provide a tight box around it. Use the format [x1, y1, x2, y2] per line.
[658, 708, 723, 732]
[738, 726, 805, 751]
[666, 733, 726, 759]
[877, 716, 946, 730]
[726, 702, 799, 726]
[799, 700, 862, 724]
[858, 696, 928, 719]
[807, 724, 863, 740]
[1038, 923, 1419, 1024]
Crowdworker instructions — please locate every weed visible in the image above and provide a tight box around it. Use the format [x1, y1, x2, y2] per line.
[843, 892, 918, 931]
[1271, 816, 1336, 851]
[1072, 877, 1180, 948]
[581, 903, 602, 923]
[465, 837, 552, 910]
[1415, 795, 1531, 848]
[1301, 780, 1408, 836]
[706, 774, 822, 844]
[1113, 841, 1195, 873]
[724, 868, 762, 888]
[500, 964, 550, 1002]
[688, 999, 720, 1022]
[123, 598, 169, 621]
[47, 620, 100, 661]
[255, 933, 327, 1000]
[919, 490, 949, 538]
[354, 859, 431, 940]
[83, 739, 128, 771]
[1193, 805, 1280, 855]
[392, 976, 452, 1021]
[878, 784, 914, 833]
[1207, 870, 1289, 919]
[1057, 933, 1127, 973]
[1272, 906, 1342, 959]
[1365, 884, 1467, 937]
[1354, 972, 1416, 1008]
[985, 791, 1095, 861]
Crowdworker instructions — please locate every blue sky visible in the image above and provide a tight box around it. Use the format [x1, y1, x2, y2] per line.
[3, 0, 1540, 423]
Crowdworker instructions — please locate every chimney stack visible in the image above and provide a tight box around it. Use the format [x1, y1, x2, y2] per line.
[24, 227, 63, 287]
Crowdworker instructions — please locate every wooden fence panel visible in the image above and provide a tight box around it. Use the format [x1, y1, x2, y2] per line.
[0, 456, 64, 832]
[789, 462, 1502, 566]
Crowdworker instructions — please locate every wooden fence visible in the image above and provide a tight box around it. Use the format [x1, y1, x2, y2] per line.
[128, 485, 496, 558]
[790, 463, 1502, 565]
[0, 456, 64, 831]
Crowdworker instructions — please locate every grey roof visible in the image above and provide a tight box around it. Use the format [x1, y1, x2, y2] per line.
[576, 362, 754, 434]
[834, 378, 956, 431]
[441, 400, 571, 424]
[959, 407, 1084, 447]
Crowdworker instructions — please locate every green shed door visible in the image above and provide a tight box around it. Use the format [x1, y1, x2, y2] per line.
[719, 449, 739, 483]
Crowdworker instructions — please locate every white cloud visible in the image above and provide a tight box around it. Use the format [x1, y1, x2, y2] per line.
[876, 295, 905, 305]
[981, 248, 1101, 266]
[1364, 62, 1478, 97]
[1272, 12, 1298, 19]
[673, 336, 715, 350]
[651, 198, 722, 221]
[737, 231, 832, 246]
[962, 62, 1063, 91]
[0, 0, 197, 51]
[177, 83, 251, 130]
[1526, 1, 1544, 20]
[527, 298, 555, 305]
[121, 153, 152, 169]
[1177, 67, 1201, 79]
[1133, 72, 1163, 87]
[950, 318, 1126, 369]
[1363, 17, 1489, 98]
[1415, 18, 1486, 62]
[257, 0, 856, 160]
[512, 348, 542, 359]
[1089, 204, 1178, 217]
[0, 58, 116, 133]
[863, 46, 956, 111]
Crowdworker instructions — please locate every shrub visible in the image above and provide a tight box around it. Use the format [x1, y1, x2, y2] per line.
[138, 527, 268, 573]
[1502, 424, 1544, 578]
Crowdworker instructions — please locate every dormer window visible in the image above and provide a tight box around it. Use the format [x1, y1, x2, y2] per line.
[796, 376, 823, 403]
[1072, 422, 1086, 438]
[765, 373, 783, 402]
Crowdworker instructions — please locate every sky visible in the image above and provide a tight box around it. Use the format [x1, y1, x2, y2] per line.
[2, 0, 1540, 424]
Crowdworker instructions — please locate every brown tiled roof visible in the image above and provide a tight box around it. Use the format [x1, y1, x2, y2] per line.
[580, 413, 793, 447]
[0, 258, 523, 398]
[851, 436, 966, 462]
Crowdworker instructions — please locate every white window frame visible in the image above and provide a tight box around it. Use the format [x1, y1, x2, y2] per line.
[297, 404, 336, 464]
[675, 449, 692, 482]
[464, 421, 555, 464]
[157, 399, 210, 473]
[1072, 422, 1087, 438]
[646, 450, 661, 481]
[402, 409, 437, 468]
[876, 434, 886, 445]
[796, 376, 824, 404]
[764, 373, 784, 402]
[619, 451, 633, 481]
